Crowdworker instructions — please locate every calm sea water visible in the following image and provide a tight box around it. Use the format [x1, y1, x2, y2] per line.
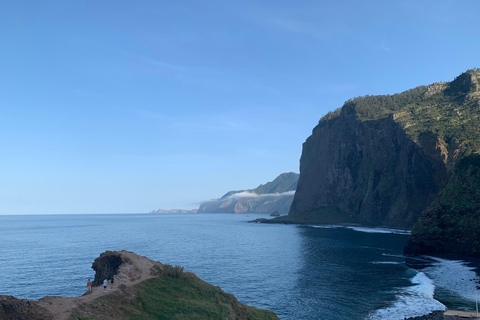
[0, 213, 478, 320]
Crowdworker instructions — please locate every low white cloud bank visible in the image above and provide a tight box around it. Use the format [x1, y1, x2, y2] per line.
[227, 190, 295, 200]
[200, 190, 296, 205]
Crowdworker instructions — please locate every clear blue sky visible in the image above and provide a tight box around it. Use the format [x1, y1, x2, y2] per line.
[1, 1, 479, 214]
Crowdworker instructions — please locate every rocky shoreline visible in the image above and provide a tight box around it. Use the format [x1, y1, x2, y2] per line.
[405, 310, 444, 320]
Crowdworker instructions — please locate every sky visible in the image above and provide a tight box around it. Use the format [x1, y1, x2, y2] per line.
[1, 0, 479, 214]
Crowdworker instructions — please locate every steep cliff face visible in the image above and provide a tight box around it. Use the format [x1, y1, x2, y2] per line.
[199, 172, 299, 214]
[404, 154, 480, 257]
[290, 69, 480, 228]
[291, 109, 446, 227]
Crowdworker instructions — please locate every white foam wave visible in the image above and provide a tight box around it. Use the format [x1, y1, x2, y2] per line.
[423, 257, 479, 302]
[371, 261, 401, 265]
[367, 272, 445, 320]
[307, 225, 410, 235]
[227, 190, 296, 199]
[308, 225, 342, 229]
[347, 226, 411, 235]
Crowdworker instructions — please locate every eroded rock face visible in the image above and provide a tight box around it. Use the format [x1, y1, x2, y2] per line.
[91, 251, 123, 286]
[290, 69, 480, 228]
[0, 296, 53, 320]
[290, 111, 446, 228]
[404, 154, 480, 257]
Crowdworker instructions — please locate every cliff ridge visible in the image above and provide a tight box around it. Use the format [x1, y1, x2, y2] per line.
[289, 69, 480, 228]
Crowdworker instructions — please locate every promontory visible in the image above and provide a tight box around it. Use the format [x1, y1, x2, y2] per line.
[0, 250, 279, 320]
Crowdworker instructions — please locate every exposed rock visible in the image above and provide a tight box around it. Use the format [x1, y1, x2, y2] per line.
[0, 295, 53, 320]
[91, 250, 123, 286]
[290, 111, 446, 228]
[290, 69, 480, 228]
[405, 310, 444, 320]
[270, 210, 280, 217]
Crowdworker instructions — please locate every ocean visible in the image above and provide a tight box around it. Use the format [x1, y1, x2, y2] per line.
[0, 213, 478, 320]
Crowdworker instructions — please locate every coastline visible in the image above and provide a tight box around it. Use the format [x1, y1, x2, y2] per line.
[405, 310, 444, 320]
[249, 216, 411, 234]
[2, 214, 476, 319]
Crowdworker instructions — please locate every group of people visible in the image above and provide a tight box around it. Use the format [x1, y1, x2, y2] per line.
[86, 277, 114, 294]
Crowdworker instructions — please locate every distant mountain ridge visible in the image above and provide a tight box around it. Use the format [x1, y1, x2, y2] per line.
[199, 172, 299, 214]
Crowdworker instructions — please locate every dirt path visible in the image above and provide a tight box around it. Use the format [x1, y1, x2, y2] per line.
[36, 251, 163, 320]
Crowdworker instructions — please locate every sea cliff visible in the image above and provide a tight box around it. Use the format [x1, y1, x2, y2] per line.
[289, 69, 480, 229]
[405, 154, 480, 257]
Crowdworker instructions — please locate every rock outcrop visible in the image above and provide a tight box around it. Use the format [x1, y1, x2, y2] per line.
[289, 69, 480, 228]
[199, 172, 299, 214]
[0, 296, 53, 320]
[0, 251, 279, 320]
[91, 250, 123, 286]
[270, 210, 280, 217]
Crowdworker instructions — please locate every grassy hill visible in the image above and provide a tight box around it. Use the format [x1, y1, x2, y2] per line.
[69, 259, 278, 320]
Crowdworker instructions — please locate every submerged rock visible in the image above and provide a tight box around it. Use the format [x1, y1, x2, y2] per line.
[270, 210, 280, 217]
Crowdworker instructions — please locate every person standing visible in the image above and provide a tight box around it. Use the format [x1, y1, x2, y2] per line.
[87, 279, 92, 294]
[103, 278, 108, 293]
[110, 276, 114, 289]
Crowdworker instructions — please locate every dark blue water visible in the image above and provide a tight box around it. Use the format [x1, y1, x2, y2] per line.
[0, 214, 477, 319]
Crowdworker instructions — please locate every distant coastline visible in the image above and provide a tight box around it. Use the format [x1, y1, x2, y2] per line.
[149, 208, 199, 214]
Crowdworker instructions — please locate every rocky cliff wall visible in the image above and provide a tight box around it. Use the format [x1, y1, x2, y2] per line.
[290, 69, 480, 229]
[290, 105, 447, 228]
[404, 154, 480, 257]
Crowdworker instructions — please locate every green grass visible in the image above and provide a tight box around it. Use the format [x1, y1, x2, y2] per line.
[68, 264, 278, 320]
[124, 274, 278, 320]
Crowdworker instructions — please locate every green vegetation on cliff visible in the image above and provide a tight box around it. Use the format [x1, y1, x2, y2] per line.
[250, 172, 299, 195]
[69, 263, 278, 320]
[289, 68, 480, 228]
[404, 154, 480, 257]
[354, 68, 480, 165]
